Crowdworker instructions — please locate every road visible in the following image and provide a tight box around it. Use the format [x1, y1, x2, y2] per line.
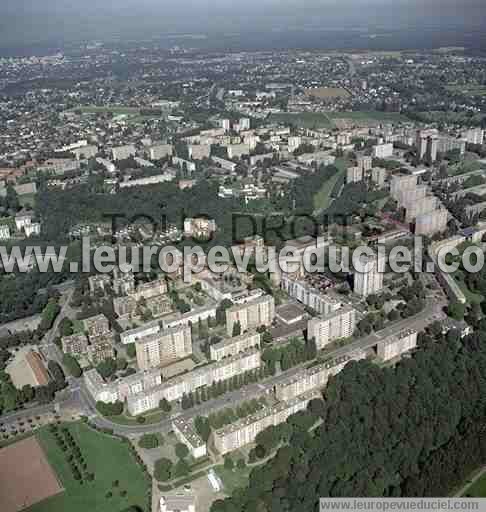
[1, 297, 446, 435]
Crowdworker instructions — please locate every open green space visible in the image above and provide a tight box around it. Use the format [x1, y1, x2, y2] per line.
[214, 464, 251, 494]
[453, 269, 484, 306]
[446, 84, 486, 97]
[268, 112, 334, 129]
[327, 111, 409, 123]
[70, 106, 141, 115]
[27, 422, 150, 512]
[462, 470, 486, 497]
[313, 158, 348, 210]
[106, 408, 169, 426]
[18, 193, 36, 208]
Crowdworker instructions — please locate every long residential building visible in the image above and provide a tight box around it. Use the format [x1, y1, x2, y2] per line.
[307, 305, 357, 350]
[210, 331, 261, 361]
[84, 367, 162, 404]
[226, 294, 275, 336]
[136, 325, 193, 370]
[376, 330, 418, 361]
[274, 350, 367, 401]
[172, 417, 208, 459]
[281, 275, 341, 315]
[211, 390, 319, 455]
[126, 348, 262, 415]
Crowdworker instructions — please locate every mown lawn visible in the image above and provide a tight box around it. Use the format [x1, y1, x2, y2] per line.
[463, 471, 486, 497]
[27, 422, 150, 512]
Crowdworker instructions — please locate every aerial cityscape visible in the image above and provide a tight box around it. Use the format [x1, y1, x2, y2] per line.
[1, 1, 486, 512]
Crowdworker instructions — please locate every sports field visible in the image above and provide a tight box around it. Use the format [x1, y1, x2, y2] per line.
[0, 436, 63, 512]
[304, 87, 350, 99]
[26, 422, 149, 512]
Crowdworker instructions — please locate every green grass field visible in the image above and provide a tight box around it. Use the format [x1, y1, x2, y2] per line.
[313, 157, 349, 211]
[268, 112, 334, 129]
[327, 111, 409, 122]
[463, 471, 486, 497]
[446, 84, 486, 97]
[71, 106, 141, 115]
[27, 422, 150, 512]
[214, 464, 251, 494]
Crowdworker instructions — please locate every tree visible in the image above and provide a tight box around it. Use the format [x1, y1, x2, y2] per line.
[138, 434, 160, 449]
[195, 416, 211, 442]
[448, 302, 466, 321]
[96, 401, 123, 417]
[97, 358, 117, 379]
[154, 458, 173, 482]
[62, 354, 83, 378]
[174, 459, 190, 479]
[116, 357, 128, 371]
[224, 457, 234, 470]
[232, 321, 241, 337]
[126, 343, 136, 359]
[59, 317, 74, 337]
[175, 443, 189, 460]
[159, 398, 172, 413]
[236, 458, 246, 470]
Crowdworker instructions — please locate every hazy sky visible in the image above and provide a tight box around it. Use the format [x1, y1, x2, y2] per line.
[0, 0, 484, 49]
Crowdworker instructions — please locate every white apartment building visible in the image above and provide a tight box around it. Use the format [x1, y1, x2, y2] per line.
[415, 209, 448, 236]
[227, 144, 250, 160]
[112, 144, 136, 161]
[149, 144, 173, 160]
[462, 128, 484, 145]
[210, 331, 261, 361]
[126, 348, 261, 415]
[172, 417, 208, 459]
[390, 174, 417, 201]
[136, 325, 192, 370]
[274, 350, 367, 401]
[353, 254, 385, 297]
[357, 155, 373, 172]
[225, 294, 275, 336]
[376, 330, 417, 361]
[371, 167, 387, 188]
[281, 275, 341, 316]
[0, 224, 10, 240]
[347, 166, 363, 184]
[307, 305, 357, 350]
[188, 144, 211, 160]
[372, 143, 394, 159]
[212, 391, 318, 455]
[120, 320, 162, 345]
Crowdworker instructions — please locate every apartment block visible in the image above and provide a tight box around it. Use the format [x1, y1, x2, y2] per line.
[462, 128, 484, 145]
[357, 155, 373, 172]
[397, 184, 427, 206]
[226, 294, 275, 336]
[61, 333, 89, 357]
[112, 144, 136, 161]
[149, 144, 173, 160]
[210, 331, 261, 361]
[82, 314, 110, 337]
[415, 209, 448, 236]
[307, 305, 357, 350]
[188, 144, 211, 160]
[227, 144, 250, 160]
[390, 174, 417, 201]
[136, 325, 192, 370]
[87, 341, 115, 366]
[84, 367, 163, 404]
[437, 137, 466, 155]
[130, 277, 168, 301]
[281, 275, 341, 316]
[212, 390, 318, 455]
[0, 224, 10, 240]
[353, 253, 385, 297]
[371, 167, 387, 188]
[376, 330, 418, 361]
[347, 166, 363, 184]
[404, 195, 437, 223]
[120, 320, 162, 345]
[113, 295, 138, 318]
[372, 143, 394, 159]
[274, 350, 367, 401]
[172, 417, 207, 459]
[126, 348, 261, 415]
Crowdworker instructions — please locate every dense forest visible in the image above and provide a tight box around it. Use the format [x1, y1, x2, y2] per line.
[210, 327, 486, 511]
